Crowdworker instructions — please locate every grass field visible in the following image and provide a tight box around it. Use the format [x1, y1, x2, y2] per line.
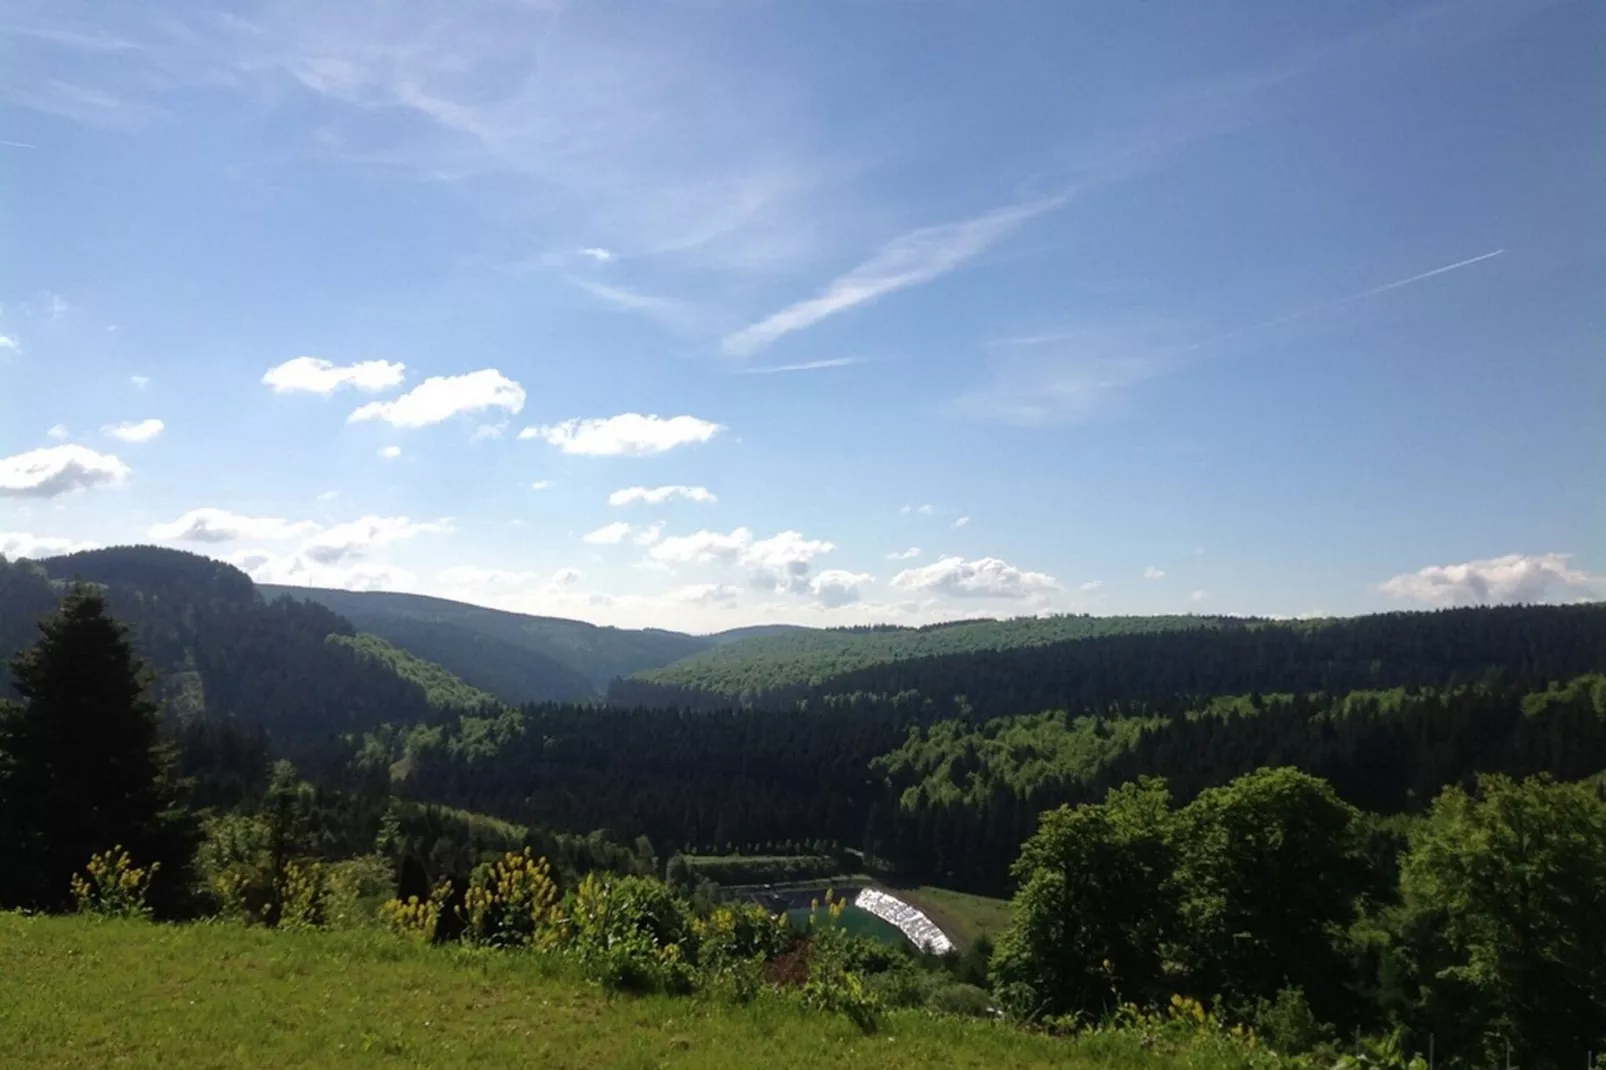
[875, 885, 1014, 950]
[0, 913, 1256, 1069]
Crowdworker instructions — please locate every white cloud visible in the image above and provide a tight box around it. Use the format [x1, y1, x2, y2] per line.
[650, 527, 754, 565]
[810, 569, 874, 608]
[45, 424, 69, 441]
[262, 356, 406, 395]
[521, 413, 723, 456]
[1378, 553, 1604, 606]
[633, 522, 665, 546]
[379, 445, 402, 459]
[608, 485, 718, 506]
[0, 335, 19, 352]
[302, 516, 450, 564]
[887, 547, 922, 561]
[1079, 580, 1104, 592]
[350, 369, 525, 428]
[103, 418, 164, 443]
[231, 549, 416, 593]
[316, 490, 339, 502]
[578, 247, 614, 263]
[0, 445, 130, 498]
[582, 521, 634, 545]
[722, 196, 1062, 356]
[1144, 566, 1166, 580]
[900, 504, 934, 516]
[130, 375, 150, 389]
[438, 565, 581, 593]
[149, 508, 320, 543]
[0, 532, 98, 559]
[891, 556, 1061, 600]
[953, 515, 970, 529]
[1191, 589, 1208, 603]
[530, 480, 553, 491]
[668, 583, 743, 606]
[649, 526, 837, 594]
[471, 422, 507, 442]
[745, 530, 837, 591]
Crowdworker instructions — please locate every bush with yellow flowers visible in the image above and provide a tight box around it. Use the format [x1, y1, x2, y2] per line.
[692, 899, 790, 1000]
[70, 847, 159, 919]
[379, 878, 453, 944]
[460, 848, 561, 950]
[274, 858, 328, 931]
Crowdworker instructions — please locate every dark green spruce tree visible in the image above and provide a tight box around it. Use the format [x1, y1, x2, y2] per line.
[0, 587, 193, 912]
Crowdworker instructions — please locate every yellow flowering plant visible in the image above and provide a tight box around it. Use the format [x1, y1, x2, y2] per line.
[70, 847, 159, 919]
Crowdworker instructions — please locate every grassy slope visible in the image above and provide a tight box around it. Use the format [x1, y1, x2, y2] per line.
[633, 615, 1229, 698]
[263, 585, 711, 691]
[0, 915, 1187, 1070]
[327, 633, 497, 709]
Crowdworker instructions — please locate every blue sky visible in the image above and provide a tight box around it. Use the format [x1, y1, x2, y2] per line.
[1, 0, 1601, 631]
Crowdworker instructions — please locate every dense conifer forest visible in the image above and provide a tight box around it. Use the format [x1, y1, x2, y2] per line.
[2, 545, 1604, 1067]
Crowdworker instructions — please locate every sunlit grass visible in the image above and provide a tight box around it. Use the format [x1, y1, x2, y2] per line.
[0, 913, 1261, 1069]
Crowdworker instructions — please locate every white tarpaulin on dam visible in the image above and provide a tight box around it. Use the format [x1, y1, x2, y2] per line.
[852, 888, 954, 955]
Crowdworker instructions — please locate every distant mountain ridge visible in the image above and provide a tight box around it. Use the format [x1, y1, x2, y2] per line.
[2, 548, 448, 749]
[258, 585, 732, 700]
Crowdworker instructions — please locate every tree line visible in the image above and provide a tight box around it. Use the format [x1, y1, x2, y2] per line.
[2, 582, 1603, 1065]
[871, 677, 1606, 893]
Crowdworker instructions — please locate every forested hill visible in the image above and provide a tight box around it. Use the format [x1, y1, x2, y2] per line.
[0, 548, 475, 752]
[259, 585, 718, 698]
[612, 603, 1606, 715]
[626, 614, 1223, 700]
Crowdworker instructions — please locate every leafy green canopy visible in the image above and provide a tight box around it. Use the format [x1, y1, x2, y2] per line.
[1399, 774, 1606, 1068]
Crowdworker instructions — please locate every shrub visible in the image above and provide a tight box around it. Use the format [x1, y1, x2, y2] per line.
[70, 848, 159, 919]
[461, 848, 560, 949]
[379, 879, 453, 944]
[562, 873, 697, 994]
[800, 889, 883, 1034]
[930, 982, 995, 1018]
[322, 855, 396, 930]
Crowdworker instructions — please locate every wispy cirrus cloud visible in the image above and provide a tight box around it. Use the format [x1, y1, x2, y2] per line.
[569, 279, 698, 331]
[734, 357, 860, 375]
[723, 196, 1064, 356]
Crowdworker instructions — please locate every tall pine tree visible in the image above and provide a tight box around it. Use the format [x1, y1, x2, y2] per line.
[0, 587, 192, 912]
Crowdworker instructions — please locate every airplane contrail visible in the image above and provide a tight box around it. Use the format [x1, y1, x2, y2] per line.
[1185, 249, 1505, 352]
[1, 140, 37, 149]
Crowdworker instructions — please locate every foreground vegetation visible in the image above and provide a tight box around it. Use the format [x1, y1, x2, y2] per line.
[1, 915, 1128, 1070]
[4, 553, 1605, 1066]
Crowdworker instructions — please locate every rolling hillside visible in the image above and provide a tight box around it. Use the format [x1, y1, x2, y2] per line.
[325, 633, 497, 709]
[623, 614, 1227, 701]
[613, 604, 1606, 714]
[261, 585, 718, 698]
[3, 548, 453, 747]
